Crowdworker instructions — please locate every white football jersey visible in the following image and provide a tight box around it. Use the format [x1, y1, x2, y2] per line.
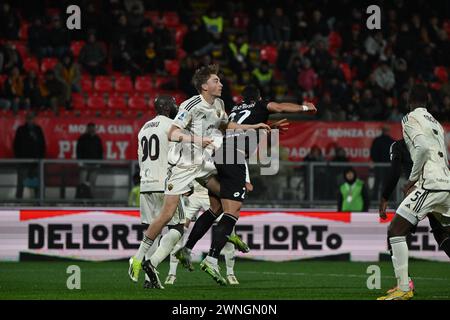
[402, 107, 450, 191]
[138, 115, 174, 192]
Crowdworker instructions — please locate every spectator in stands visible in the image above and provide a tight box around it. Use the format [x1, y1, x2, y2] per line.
[365, 32, 386, 61]
[0, 2, 19, 40]
[0, 67, 26, 112]
[308, 39, 331, 77]
[55, 54, 81, 104]
[40, 70, 68, 111]
[286, 56, 302, 91]
[0, 42, 22, 75]
[202, 9, 224, 37]
[128, 172, 140, 207]
[252, 60, 274, 99]
[126, 3, 146, 34]
[153, 18, 176, 60]
[271, 7, 291, 42]
[113, 14, 132, 43]
[23, 70, 44, 110]
[308, 10, 329, 38]
[359, 88, 383, 120]
[27, 17, 48, 59]
[112, 37, 140, 77]
[277, 41, 294, 73]
[292, 9, 308, 41]
[304, 145, 325, 162]
[178, 56, 197, 97]
[370, 125, 395, 200]
[79, 33, 107, 76]
[338, 167, 369, 212]
[183, 20, 214, 57]
[76, 122, 103, 199]
[227, 34, 249, 83]
[250, 8, 274, 44]
[297, 58, 318, 99]
[139, 40, 161, 73]
[373, 61, 396, 92]
[45, 16, 71, 58]
[13, 112, 46, 199]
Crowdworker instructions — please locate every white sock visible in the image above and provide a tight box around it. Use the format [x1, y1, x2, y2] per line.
[150, 228, 182, 269]
[168, 229, 186, 276]
[390, 236, 409, 292]
[135, 235, 154, 261]
[206, 255, 218, 266]
[222, 242, 235, 275]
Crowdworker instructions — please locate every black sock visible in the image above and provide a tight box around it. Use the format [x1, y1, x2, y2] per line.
[208, 213, 238, 259]
[440, 237, 450, 258]
[185, 209, 220, 250]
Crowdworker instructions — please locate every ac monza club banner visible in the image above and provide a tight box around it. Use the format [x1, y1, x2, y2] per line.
[0, 116, 449, 161]
[0, 208, 447, 262]
[281, 121, 450, 162]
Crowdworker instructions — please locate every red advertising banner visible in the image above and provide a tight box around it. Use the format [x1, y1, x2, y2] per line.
[0, 116, 449, 161]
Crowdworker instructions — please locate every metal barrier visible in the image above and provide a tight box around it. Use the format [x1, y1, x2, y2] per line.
[0, 159, 402, 208]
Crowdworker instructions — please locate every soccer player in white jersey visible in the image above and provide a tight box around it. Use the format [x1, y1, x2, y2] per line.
[130, 95, 186, 289]
[128, 64, 270, 287]
[378, 84, 450, 300]
[165, 181, 246, 285]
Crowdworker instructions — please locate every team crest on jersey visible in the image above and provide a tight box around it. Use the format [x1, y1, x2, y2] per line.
[168, 184, 173, 191]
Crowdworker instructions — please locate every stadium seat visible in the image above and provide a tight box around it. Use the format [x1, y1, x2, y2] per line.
[114, 76, 133, 94]
[72, 93, 85, 109]
[81, 75, 93, 92]
[173, 92, 187, 105]
[164, 60, 180, 76]
[175, 25, 188, 45]
[94, 76, 113, 93]
[107, 94, 127, 109]
[18, 22, 29, 40]
[70, 41, 85, 58]
[434, 66, 448, 83]
[135, 76, 153, 92]
[128, 94, 147, 110]
[23, 57, 39, 73]
[41, 58, 58, 73]
[0, 74, 7, 89]
[260, 45, 278, 64]
[9, 41, 28, 60]
[87, 94, 106, 109]
[155, 76, 173, 89]
[176, 48, 187, 60]
[144, 11, 160, 25]
[163, 12, 180, 28]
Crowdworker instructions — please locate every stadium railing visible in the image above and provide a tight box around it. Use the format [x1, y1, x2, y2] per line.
[0, 159, 400, 208]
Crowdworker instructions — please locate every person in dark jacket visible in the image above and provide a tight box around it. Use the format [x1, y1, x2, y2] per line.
[370, 125, 395, 200]
[13, 112, 46, 198]
[76, 122, 103, 198]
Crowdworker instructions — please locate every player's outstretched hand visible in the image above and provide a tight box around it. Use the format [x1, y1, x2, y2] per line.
[254, 123, 271, 132]
[379, 197, 388, 220]
[303, 102, 317, 114]
[270, 118, 290, 134]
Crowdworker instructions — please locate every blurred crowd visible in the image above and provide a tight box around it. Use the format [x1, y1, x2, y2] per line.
[0, 0, 449, 121]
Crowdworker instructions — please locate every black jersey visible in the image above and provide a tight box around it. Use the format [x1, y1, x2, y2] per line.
[382, 139, 413, 200]
[229, 100, 270, 125]
[220, 100, 271, 161]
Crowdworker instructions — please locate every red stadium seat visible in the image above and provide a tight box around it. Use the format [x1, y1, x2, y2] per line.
[135, 76, 153, 92]
[163, 12, 180, 28]
[41, 57, 58, 73]
[18, 22, 29, 40]
[164, 60, 180, 76]
[94, 76, 113, 93]
[434, 66, 448, 83]
[175, 24, 188, 45]
[70, 41, 85, 58]
[0, 74, 7, 89]
[87, 94, 106, 109]
[128, 94, 147, 110]
[173, 92, 187, 105]
[72, 93, 85, 109]
[115, 76, 133, 93]
[23, 57, 39, 73]
[81, 75, 93, 92]
[155, 76, 172, 89]
[107, 94, 127, 109]
[176, 48, 187, 59]
[260, 45, 278, 64]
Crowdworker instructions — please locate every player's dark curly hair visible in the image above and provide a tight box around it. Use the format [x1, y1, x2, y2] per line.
[192, 64, 219, 94]
[242, 85, 261, 103]
[154, 95, 178, 119]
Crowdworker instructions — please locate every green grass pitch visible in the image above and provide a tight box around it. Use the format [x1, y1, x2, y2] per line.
[1, 260, 449, 300]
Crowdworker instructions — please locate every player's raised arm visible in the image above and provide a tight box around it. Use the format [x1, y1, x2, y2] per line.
[267, 101, 317, 114]
[168, 125, 212, 148]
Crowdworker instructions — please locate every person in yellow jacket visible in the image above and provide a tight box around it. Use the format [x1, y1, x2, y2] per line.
[202, 10, 223, 36]
[337, 167, 369, 212]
